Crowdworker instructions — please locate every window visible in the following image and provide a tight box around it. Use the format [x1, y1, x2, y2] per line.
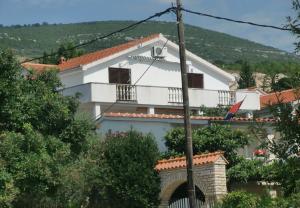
[187, 73, 204, 88]
[109, 68, 130, 84]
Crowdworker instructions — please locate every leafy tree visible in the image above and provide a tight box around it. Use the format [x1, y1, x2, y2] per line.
[287, 0, 300, 52]
[0, 50, 96, 207]
[0, 124, 71, 207]
[0, 50, 24, 131]
[58, 130, 161, 208]
[164, 124, 250, 167]
[271, 73, 300, 91]
[215, 191, 258, 208]
[227, 159, 265, 184]
[40, 42, 84, 64]
[238, 61, 256, 89]
[261, 90, 300, 196]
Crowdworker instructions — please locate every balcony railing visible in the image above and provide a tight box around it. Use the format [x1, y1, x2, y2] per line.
[218, 90, 236, 106]
[62, 82, 259, 110]
[116, 84, 137, 102]
[168, 87, 183, 103]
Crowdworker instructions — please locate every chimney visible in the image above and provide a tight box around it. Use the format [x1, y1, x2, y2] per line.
[59, 56, 66, 64]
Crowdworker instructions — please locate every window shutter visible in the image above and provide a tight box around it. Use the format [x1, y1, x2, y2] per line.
[187, 73, 203, 89]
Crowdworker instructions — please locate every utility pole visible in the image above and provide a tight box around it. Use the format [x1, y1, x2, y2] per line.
[176, 0, 197, 207]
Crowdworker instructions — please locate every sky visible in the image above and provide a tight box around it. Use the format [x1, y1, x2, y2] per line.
[0, 0, 297, 52]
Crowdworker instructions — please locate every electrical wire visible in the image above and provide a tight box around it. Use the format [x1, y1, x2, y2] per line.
[21, 7, 175, 64]
[181, 8, 291, 31]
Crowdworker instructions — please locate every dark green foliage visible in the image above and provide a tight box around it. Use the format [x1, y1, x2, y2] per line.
[40, 42, 84, 64]
[0, 50, 24, 131]
[164, 124, 250, 167]
[215, 191, 258, 208]
[238, 61, 256, 89]
[0, 168, 18, 208]
[271, 73, 300, 91]
[269, 102, 300, 159]
[59, 131, 161, 208]
[263, 158, 300, 197]
[216, 191, 300, 208]
[0, 125, 71, 207]
[198, 105, 229, 117]
[287, 0, 300, 52]
[263, 87, 300, 196]
[0, 50, 96, 207]
[227, 159, 265, 183]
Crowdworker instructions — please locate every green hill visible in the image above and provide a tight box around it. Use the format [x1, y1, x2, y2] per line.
[0, 21, 300, 73]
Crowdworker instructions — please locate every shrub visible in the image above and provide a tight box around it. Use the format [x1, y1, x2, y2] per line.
[216, 191, 258, 208]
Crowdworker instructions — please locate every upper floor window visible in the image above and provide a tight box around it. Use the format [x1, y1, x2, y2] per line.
[187, 73, 204, 88]
[109, 68, 130, 84]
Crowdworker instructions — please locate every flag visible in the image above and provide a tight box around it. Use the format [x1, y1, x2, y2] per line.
[224, 99, 245, 120]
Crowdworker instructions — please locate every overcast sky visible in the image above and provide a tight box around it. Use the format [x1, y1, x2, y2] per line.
[0, 0, 297, 52]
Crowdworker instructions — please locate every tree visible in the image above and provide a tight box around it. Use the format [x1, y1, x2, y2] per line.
[40, 42, 84, 64]
[262, 100, 300, 196]
[271, 73, 300, 91]
[238, 61, 256, 89]
[164, 124, 250, 167]
[0, 50, 96, 207]
[58, 130, 161, 208]
[287, 0, 300, 52]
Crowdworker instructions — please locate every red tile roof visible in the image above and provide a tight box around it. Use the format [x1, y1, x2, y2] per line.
[21, 63, 58, 72]
[22, 34, 160, 73]
[103, 112, 275, 123]
[260, 89, 300, 108]
[155, 151, 227, 172]
[58, 34, 160, 71]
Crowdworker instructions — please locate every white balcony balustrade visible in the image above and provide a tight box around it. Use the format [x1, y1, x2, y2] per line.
[168, 87, 183, 103]
[116, 84, 137, 102]
[62, 83, 260, 110]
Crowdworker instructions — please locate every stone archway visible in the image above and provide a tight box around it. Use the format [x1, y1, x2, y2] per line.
[155, 152, 228, 208]
[169, 182, 206, 207]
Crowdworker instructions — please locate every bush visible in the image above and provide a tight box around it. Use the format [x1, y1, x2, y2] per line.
[164, 124, 250, 167]
[216, 191, 258, 208]
[59, 130, 161, 208]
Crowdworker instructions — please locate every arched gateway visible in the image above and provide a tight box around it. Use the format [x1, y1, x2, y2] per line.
[155, 152, 228, 208]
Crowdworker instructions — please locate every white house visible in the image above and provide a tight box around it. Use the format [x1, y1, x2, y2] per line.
[23, 33, 261, 121]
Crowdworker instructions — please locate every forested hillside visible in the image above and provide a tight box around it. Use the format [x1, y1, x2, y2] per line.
[0, 21, 300, 74]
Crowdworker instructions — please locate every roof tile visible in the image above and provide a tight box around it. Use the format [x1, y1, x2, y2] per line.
[260, 89, 300, 108]
[21, 63, 58, 72]
[155, 151, 226, 172]
[103, 112, 275, 123]
[58, 34, 160, 71]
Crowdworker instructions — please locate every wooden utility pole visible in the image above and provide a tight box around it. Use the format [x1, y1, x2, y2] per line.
[176, 0, 197, 207]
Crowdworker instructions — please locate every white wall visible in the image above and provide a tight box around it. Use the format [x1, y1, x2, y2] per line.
[236, 90, 261, 110]
[98, 119, 174, 151]
[79, 40, 230, 91]
[60, 70, 83, 88]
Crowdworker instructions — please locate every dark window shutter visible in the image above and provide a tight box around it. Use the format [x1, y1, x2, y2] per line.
[109, 68, 130, 84]
[187, 73, 203, 88]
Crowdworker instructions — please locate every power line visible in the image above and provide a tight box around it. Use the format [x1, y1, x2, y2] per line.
[21, 7, 175, 64]
[181, 8, 291, 31]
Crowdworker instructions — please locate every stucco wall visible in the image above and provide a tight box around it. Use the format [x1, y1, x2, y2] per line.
[78, 41, 230, 91]
[60, 70, 83, 88]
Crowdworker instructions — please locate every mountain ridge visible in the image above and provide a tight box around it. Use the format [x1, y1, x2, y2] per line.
[0, 20, 299, 73]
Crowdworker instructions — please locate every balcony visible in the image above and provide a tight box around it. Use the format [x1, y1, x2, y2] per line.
[116, 84, 137, 102]
[62, 83, 261, 110]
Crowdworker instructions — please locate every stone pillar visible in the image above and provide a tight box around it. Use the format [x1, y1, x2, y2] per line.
[158, 200, 168, 208]
[147, 107, 155, 114]
[93, 103, 101, 119]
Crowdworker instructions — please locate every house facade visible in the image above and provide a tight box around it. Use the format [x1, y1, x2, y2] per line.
[24, 34, 261, 120]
